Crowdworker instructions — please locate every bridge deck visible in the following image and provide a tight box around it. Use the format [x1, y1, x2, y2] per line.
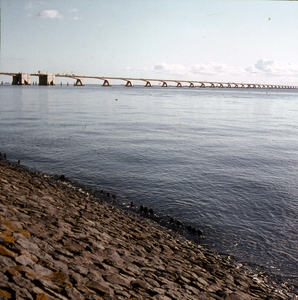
[0, 72, 297, 89]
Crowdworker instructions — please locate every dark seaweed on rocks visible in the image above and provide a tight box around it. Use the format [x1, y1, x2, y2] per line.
[0, 160, 296, 299]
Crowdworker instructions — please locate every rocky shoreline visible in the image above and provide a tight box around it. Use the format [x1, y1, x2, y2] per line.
[0, 160, 296, 299]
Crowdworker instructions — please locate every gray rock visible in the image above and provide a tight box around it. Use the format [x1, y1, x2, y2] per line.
[15, 255, 35, 267]
[87, 280, 113, 297]
[12, 276, 34, 289]
[0, 256, 17, 272]
[131, 279, 151, 290]
[63, 286, 84, 300]
[15, 287, 34, 300]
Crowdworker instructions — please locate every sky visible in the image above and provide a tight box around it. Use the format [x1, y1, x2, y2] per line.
[0, 0, 298, 85]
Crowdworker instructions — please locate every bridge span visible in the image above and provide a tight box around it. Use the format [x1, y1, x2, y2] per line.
[0, 72, 297, 89]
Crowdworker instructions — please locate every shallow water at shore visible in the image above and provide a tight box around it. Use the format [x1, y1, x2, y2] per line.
[0, 84, 298, 289]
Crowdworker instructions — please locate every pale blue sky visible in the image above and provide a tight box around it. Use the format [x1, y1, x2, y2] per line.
[1, 0, 298, 85]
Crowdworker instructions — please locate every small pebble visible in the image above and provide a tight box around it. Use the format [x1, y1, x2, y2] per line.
[176, 220, 183, 226]
[192, 227, 197, 233]
[187, 225, 193, 231]
[197, 230, 203, 236]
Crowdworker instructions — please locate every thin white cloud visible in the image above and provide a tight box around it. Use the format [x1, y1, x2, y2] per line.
[191, 62, 239, 76]
[148, 62, 240, 78]
[152, 62, 189, 76]
[133, 59, 298, 84]
[255, 59, 275, 73]
[73, 16, 82, 21]
[69, 8, 81, 20]
[25, 2, 36, 9]
[26, 1, 46, 10]
[37, 10, 63, 19]
[246, 59, 298, 78]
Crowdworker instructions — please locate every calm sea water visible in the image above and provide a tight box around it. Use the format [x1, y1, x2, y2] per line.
[1, 84, 298, 291]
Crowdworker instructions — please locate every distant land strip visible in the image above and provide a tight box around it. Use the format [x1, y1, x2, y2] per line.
[0, 72, 297, 89]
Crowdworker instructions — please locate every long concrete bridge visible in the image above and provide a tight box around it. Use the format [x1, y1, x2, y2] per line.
[0, 72, 297, 89]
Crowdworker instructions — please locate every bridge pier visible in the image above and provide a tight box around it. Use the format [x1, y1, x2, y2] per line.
[12, 73, 31, 85]
[144, 81, 152, 87]
[189, 82, 195, 87]
[125, 80, 133, 87]
[200, 83, 206, 88]
[161, 82, 168, 87]
[39, 74, 55, 85]
[102, 79, 111, 86]
[210, 83, 215, 88]
[74, 78, 84, 86]
[176, 82, 182, 87]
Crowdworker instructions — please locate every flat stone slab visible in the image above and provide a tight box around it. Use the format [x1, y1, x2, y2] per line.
[0, 160, 296, 299]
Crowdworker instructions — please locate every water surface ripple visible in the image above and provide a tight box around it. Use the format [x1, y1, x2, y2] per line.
[1, 85, 298, 290]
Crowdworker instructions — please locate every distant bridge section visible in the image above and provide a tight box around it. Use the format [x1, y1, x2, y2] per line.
[0, 72, 297, 89]
[0, 72, 55, 85]
[0, 72, 32, 85]
[34, 74, 55, 86]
